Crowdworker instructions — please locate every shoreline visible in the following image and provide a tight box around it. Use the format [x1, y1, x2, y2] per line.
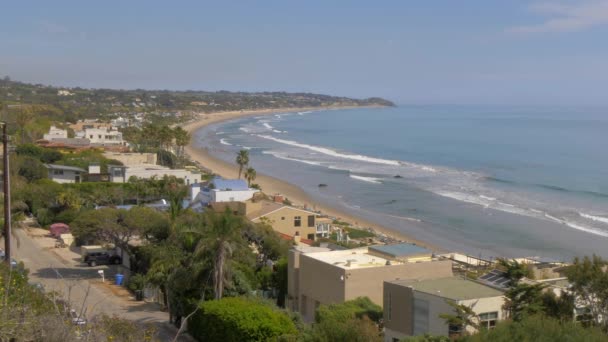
[182, 106, 442, 251]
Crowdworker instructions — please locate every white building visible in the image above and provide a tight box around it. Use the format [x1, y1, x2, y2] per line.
[77, 127, 125, 146]
[108, 164, 200, 185]
[43, 126, 69, 141]
[191, 177, 258, 204]
[383, 277, 506, 341]
[45, 164, 86, 184]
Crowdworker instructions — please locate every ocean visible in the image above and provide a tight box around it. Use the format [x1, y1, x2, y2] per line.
[193, 105, 608, 260]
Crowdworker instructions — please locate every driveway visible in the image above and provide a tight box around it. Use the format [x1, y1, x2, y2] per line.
[5, 227, 195, 342]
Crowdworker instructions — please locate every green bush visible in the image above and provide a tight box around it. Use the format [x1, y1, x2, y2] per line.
[188, 297, 297, 342]
[126, 273, 145, 292]
[463, 315, 607, 342]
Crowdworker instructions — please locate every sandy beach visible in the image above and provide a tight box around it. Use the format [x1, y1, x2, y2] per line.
[182, 106, 439, 250]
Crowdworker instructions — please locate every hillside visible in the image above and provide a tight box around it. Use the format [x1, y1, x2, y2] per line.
[0, 76, 395, 122]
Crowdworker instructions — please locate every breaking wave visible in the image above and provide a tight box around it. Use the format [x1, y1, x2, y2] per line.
[256, 135, 401, 166]
[580, 212, 608, 224]
[349, 174, 382, 184]
[219, 138, 232, 146]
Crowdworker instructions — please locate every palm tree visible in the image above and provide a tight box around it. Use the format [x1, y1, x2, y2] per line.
[235, 149, 249, 179]
[195, 209, 244, 300]
[173, 127, 191, 158]
[244, 167, 257, 187]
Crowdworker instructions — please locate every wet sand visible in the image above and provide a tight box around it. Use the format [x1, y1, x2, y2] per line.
[182, 107, 441, 250]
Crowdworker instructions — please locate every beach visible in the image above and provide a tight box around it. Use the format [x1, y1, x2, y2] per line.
[182, 106, 439, 250]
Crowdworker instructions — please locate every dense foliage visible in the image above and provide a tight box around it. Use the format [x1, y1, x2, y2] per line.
[189, 297, 297, 341]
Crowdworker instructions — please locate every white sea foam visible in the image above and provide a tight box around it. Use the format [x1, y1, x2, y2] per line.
[546, 214, 608, 238]
[479, 195, 497, 201]
[349, 174, 382, 184]
[297, 111, 312, 115]
[256, 135, 401, 166]
[239, 127, 250, 133]
[579, 212, 608, 225]
[420, 166, 438, 172]
[263, 122, 274, 130]
[262, 151, 323, 166]
[215, 131, 225, 135]
[219, 138, 232, 146]
[273, 129, 283, 133]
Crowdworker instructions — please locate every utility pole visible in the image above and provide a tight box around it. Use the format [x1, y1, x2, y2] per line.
[2, 122, 10, 265]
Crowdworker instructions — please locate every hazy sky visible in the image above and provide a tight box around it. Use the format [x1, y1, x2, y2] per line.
[2, 1, 608, 105]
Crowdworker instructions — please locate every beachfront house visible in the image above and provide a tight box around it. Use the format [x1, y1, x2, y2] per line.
[45, 164, 86, 184]
[287, 243, 453, 322]
[191, 177, 259, 204]
[383, 277, 506, 341]
[108, 164, 200, 185]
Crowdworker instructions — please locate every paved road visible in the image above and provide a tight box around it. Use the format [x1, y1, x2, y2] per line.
[5, 228, 194, 342]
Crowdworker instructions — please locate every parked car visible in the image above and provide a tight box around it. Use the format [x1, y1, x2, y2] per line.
[84, 252, 122, 267]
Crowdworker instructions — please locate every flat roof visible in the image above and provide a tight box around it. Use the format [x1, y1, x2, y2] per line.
[304, 247, 399, 269]
[369, 243, 431, 258]
[390, 277, 504, 300]
[44, 164, 86, 172]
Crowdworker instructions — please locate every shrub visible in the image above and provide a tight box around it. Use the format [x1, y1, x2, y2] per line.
[188, 297, 297, 341]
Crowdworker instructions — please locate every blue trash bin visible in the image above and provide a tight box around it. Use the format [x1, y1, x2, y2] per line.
[115, 274, 124, 286]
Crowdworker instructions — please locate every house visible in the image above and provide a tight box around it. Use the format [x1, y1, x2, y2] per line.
[383, 277, 506, 341]
[191, 177, 259, 204]
[76, 127, 125, 146]
[45, 164, 86, 183]
[42, 126, 68, 141]
[287, 243, 453, 322]
[246, 201, 321, 240]
[107, 164, 200, 185]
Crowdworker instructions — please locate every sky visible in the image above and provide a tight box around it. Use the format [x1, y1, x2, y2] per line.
[2, 1, 608, 105]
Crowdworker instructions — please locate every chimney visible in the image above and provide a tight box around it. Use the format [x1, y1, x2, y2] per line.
[273, 194, 284, 203]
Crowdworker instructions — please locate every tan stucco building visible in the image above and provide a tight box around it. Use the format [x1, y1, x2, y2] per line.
[287, 243, 453, 322]
[383, 277, 505, 341]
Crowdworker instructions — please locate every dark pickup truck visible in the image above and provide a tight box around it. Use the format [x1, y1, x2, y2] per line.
[84, 252, 122, 267]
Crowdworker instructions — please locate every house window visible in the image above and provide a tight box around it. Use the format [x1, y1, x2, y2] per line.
[387, 292, 392, 321]
[113, 169, 123, 176]
[294, 216, 301, 227]
[478, 312, 498, 329]
[307, 215, 315, 227]
[281, 217, 285, 220]
[53, 170, 64, 175]
[307, 234, 314, 240]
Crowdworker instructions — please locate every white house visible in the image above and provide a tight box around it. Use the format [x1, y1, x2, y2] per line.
[383, 277, 506, 341]
[43, 126, 69, 141]
[108, 164, 200, 185]
[45, 164, 86, 184]
[191, 177, 258, 204]
[77, 127, 125, 146]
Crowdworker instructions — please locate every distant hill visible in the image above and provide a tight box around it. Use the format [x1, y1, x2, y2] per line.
[0, 76, 395, 122]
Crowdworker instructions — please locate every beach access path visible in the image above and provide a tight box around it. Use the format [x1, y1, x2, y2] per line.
[182, 106, 440, 251]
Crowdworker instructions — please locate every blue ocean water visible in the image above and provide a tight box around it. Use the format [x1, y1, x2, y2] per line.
[194, 106, 608, 260]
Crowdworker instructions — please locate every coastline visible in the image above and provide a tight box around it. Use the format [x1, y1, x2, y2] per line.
[182, 106, 442, 251]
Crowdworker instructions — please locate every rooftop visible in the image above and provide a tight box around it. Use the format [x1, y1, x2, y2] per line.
[390, 277, 504, 300]
[369, 243, 431, 259]
[304, 247, 400, 269]
[211, 177, 249, 191]
[44, 164, 86, 172]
